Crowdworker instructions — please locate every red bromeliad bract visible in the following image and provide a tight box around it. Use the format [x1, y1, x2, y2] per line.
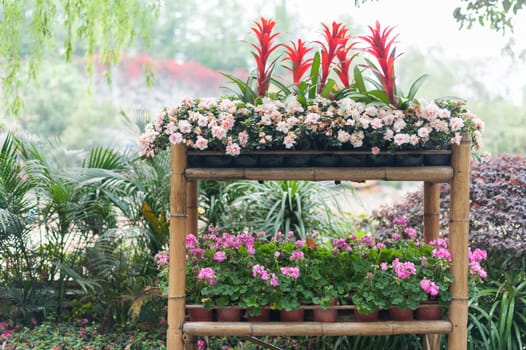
[315, 21, 349, 92]
[335, 40, 359, 89]
[283, 39, 313, 86]
[251, 17, 281, 97]
[360, 20, 400, 106]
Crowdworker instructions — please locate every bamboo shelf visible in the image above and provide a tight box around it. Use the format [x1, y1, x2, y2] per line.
[167, 137, 471, 350]
[185, 166, 453, 182]
[183, 320, 452, 337]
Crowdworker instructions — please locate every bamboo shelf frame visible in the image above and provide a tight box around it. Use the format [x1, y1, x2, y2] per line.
[167, 138, 471, 350]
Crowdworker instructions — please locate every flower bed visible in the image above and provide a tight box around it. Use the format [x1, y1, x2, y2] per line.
[155, 218, 487, 322]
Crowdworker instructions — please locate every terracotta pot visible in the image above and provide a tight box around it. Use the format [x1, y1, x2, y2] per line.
[353, 308, 379, 322]
[246, 308, 271, 322]
[416, 302, 441, 320]
[188, 306, 213, 321]
[313, 308, 338, 322]
[389, 307, 414, 321]
[280, 309, 305, 322]
[216, 307, 242, 322]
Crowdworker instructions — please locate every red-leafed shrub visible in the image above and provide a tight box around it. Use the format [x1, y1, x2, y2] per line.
[371, 154, 526, 254]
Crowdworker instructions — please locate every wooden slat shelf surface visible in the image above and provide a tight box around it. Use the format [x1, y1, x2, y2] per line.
[183, 320, 452, 337]
[185, 166, 453, 182]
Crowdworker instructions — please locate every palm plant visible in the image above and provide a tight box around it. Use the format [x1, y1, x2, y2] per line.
[226, 180, 342, 239]
[0, 133, 54, 323]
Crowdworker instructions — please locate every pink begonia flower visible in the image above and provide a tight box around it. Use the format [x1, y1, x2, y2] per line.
[417, 127, 430, 138]
[178, 120, 192, 134]
[376, 242, 386, 249]
[429, 238, 448, 248]
[371, 118, 383, 129]
[392, 216, 407, 227]
[198, 267, 216, 281]
[380, 262, 388, 270]
[213, 251, 227, 262]
[280, 266, 300, 279]
[190, 248, 204, 258]
[337, 130, 351, 143]
[238, 131, 249, 147]
[211, 125, 227, 139]
[169, 132, 183, 144]
[252, 264, 270, 280]
[305, 112, 320, 125]
[392, 232, 401, 240]
[360, 236, 373, 245]
[165, 121, 178, 135]
[270, 273, 279, 287]
[194, 136, 209, 150]
[392, 258, 416, 279]
[470, 261, 487, 278]
[451, 133, 462, 145]
[420, 278, 440, 296]
[225, 143, 241, 156]
[432, 247, 452, 261]
[154, 253, 169, 268]
[469, 248, 487, 262]
[274, 251, 281, 258]
[449, 117, 465, 131]
[197, 339, 206, 350]
[295, 240, 305, 248]
[371, 146, 381, 155]
[186, 234, 199, 249]
[290, 251, 305, 261]
[283, 135, 296, 148]
[404, 227, 417, 239]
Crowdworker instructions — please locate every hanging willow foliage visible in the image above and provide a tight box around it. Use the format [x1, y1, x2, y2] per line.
[0, 0, 159, 116]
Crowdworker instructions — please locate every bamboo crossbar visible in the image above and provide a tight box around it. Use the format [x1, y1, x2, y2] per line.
[185, 166, 453, 182]
[183, 320, 452, 337]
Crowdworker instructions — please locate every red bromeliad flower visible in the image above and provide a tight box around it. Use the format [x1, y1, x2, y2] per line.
[315, 21, 349, 92]
[251, 18, 281, 97]
[360, 21, 400, 106]
[283, 39, 313, 86]
[335, 40, 359, 88]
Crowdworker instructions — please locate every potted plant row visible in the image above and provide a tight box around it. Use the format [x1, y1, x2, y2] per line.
[139, 19, 484, 168]
[154, 217, 488, 322]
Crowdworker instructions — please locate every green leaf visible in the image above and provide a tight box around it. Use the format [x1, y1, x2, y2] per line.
[407, 74, 429, 101]
[220, 72, 257, 103]
[353, 66, 367, 94]
[310, 51, 321, 87]
[320, 78, 336, 98]
[364, 76, 384, 91]
[270, 77, 292, 96]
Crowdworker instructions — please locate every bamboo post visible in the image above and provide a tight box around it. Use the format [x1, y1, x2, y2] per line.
[186, 180, 198, 236]
[167, 144, 188, 350]
[447, 135, 471, 350]
[423, 182, 441, 350]
[424, 182, 441, 243]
